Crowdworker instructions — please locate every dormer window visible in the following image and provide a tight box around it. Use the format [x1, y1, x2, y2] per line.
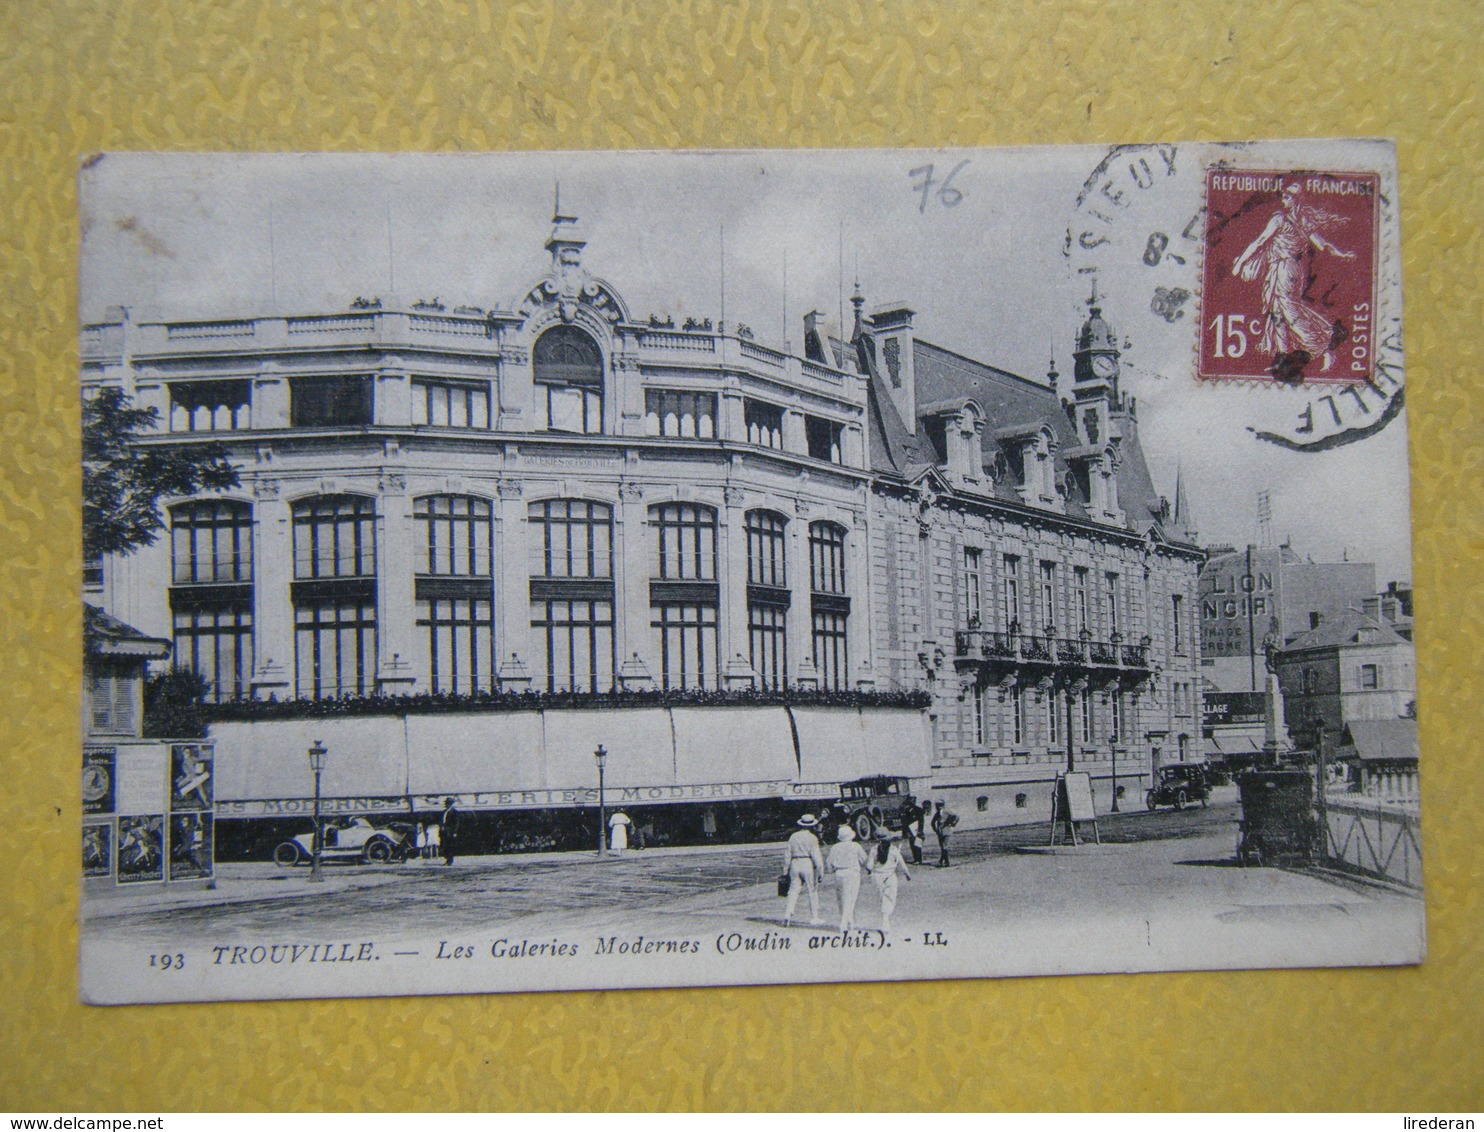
[534, 326, 603, 434]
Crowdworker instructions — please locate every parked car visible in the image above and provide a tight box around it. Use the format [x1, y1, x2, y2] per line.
[1145, 763, 1211, 811]
[273, 816, 411, 867]
[834, 775, 917, 841]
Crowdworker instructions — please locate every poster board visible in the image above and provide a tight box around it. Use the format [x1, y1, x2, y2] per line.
[2, 0, 1480, 1113]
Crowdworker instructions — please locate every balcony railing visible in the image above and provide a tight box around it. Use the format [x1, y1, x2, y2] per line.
[953, 629, 1153, 671]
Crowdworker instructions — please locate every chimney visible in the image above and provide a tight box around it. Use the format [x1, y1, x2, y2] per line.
[803, 310, 826, 363]
[868, 303, 916, 428]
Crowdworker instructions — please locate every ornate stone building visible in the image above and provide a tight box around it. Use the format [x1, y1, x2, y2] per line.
[82, 204, 1201, 843]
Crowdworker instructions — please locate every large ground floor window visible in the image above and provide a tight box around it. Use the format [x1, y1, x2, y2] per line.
[173, 604, 254, 703]
[748, 604, 788, 690]
[532, 599, 614, 693]
[652, 603, 718, 690]
[295, 601, 377, 698]
[417, 597, 494, 694]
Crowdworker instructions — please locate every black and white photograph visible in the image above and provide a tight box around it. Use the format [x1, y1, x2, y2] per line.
[78, 143, 1422, 1005]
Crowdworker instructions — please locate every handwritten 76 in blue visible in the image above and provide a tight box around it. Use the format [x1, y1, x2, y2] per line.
[909, 160, 969, 213]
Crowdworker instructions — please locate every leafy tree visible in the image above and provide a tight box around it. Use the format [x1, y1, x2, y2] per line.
[144, 667, 211, 739]
[82, 387, 239, 559]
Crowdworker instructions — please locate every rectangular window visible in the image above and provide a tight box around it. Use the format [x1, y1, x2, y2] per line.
[168, 380, 252, 432]
[1011, 684, 1024, 746]
[294, 600, 376, 699]
[412, 379, 491, 429]
[964, 548, 982, 627]
[972, 683, 986, 747]
[529, 500, 613, 580]
[83, 553, 104, 590]
[1003, 555, 1021, 632]
[746, 511, 789, 690]
[1111, 689, 1123, 742]
[1172, 593, 1185, 653]
[418, 597, 494, 694]
[804, 415, 843, 463]
[173, 501, 253, 585]
[87, 667, 137, 736]
[749, 603, 788, 691]
[1047, 690, 1059, 744]
[654, 503, 717, 581]
[1040, 562, 1057, 631]
[645, 389, 716, 438]
[1106, 572, 1121, 635]
[293, 498, 375, 579]
[290, 375, 372, 428]
[532, 599, 614, 693]
[173, 606, 254, 704]
[811, 610, 848, 691]
[1359, 664, 1380, 689]
[1074, 567, 1089, 634]
[652, 603, 718, 690]
[744, 399, 784, 449]
[1080, 687, 1092, 744]
[543, 386, 602, 434]
[416, 496, 492, 577]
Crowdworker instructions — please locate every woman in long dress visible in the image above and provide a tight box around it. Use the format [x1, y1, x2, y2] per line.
[1231, 182, 1355, 372]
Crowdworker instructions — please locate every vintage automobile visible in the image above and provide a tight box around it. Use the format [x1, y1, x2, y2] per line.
[273, 816, 412, 867]
[1145, 763, 1212, 811]
[831, 775, 918, 841]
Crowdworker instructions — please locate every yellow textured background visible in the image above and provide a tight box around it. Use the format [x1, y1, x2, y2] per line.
[1, 0, 1480, 1112]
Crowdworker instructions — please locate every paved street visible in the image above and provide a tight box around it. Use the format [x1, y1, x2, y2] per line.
[87, 792, 1420, 950]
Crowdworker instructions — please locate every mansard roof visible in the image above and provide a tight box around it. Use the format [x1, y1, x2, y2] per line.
[862, 334, 1191, 542]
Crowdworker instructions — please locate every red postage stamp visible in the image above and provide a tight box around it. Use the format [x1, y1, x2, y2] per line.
[1199, 168, 1380, 384]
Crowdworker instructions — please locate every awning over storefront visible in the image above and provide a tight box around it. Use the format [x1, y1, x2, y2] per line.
[211, 703, 934, 812]
[1207, 734, 1264, 758]
[540, 708, 678, 790]
[671, 707, 797, 785]
[791, 706, 931, 784]
[406, 711, 545, 796]
[213, 716, 409, 802]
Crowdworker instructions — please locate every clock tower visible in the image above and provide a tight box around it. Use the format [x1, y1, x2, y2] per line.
[1070, 291, 1124, 450]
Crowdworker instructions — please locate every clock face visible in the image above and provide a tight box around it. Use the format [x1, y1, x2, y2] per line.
[1092, 354, 1118, 378]
[82, 765, 111, 803]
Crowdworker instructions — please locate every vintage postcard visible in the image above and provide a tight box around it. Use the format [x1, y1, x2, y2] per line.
[78, 142, 1421, 1005]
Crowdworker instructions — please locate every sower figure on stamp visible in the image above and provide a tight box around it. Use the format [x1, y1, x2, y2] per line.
[782, 814, 824, 926]
[1231, 181, 1356, 375]
[826, 824, 869, 932]
[439, 797, 461, 866]
[866, 827, 912, 932]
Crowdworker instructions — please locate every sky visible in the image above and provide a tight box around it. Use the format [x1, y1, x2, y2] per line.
[79, 147, 1414, 583]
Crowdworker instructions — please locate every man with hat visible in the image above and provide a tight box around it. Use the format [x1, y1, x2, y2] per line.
[440, 796, 461, 866]
[865, 826, 913, 933]
[782, 814, 825, 926]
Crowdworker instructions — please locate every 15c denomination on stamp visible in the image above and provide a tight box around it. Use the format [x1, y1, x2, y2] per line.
[1200, 169, 1380, 385]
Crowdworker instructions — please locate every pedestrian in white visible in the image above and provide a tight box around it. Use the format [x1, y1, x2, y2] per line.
[866, 828, 912, 932]
[782, 814, 824, 926]
[609, 810, 632, 853]
[425, 821, 440, 861]
[825, 825, 869, 931]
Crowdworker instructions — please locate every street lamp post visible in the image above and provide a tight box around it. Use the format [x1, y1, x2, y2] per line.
[594, 744, 608, 859]
[1109, 732, 1120, 812]
[307, 740, 328, 883]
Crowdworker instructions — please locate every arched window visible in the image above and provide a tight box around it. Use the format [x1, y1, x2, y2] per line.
[291, 496, 377, 698]
[528, 500, 614, 692]
[650, 503, 719, 689]
[415, 496, 495, 693]
[169, 500, 253, 702]
[746, 510, 789, 690]
[533, 326, 603, 434]
[808, 521, 850, 690]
